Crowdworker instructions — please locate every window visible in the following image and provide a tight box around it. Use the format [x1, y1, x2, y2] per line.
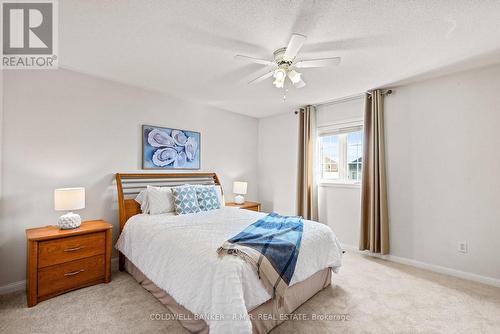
[318, 125, 363, 184]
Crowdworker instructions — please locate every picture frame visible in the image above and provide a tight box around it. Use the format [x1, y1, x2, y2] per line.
[142, 124, 201, 170]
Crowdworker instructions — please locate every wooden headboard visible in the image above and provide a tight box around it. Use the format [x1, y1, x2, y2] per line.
[115, 172, 222, 270]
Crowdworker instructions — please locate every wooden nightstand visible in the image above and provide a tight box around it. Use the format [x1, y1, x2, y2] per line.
[225, 201, 261, 212]
[26, 220, 112, 307]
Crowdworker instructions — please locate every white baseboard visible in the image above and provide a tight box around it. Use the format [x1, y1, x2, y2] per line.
[0, 257, 121, 295]
[342, 244, 500, 288]
[0, 280, 26, 295]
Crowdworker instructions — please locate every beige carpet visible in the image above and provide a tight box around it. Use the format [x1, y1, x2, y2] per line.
[1, 252, 500, 334]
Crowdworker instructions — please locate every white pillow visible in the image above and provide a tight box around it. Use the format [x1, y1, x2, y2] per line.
[135, 189, 150, 214]
[215, 185, 225, 206]
[147, 185, 175, 215]
[135, 184, 224, 214]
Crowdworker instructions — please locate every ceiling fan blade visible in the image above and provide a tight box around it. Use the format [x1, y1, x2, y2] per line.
[235, 55, 274, 66]
[295, 57, 341, 68]
[248, 70, 275, 84]
[283, 33, 307, 61]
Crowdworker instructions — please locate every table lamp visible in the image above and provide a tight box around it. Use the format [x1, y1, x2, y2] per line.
[54, 187, 85, 229]
[233, 181, 247, 205]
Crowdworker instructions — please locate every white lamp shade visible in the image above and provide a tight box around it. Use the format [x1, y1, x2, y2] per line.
[54, 187, 85, 211]
[233, 181, 248, 195]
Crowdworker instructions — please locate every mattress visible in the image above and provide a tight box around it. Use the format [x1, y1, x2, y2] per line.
[115, 207, 343, 334]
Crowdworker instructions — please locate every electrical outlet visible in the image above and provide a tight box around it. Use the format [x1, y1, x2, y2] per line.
[459, 241, 468, 253]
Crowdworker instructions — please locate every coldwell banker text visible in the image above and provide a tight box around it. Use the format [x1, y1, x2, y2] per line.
[1, 0, 58, 69]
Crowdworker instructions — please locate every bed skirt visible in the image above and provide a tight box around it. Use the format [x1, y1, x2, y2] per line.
[125, 258, 332, 334]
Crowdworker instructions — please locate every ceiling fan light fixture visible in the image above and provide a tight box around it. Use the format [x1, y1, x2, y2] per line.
[287, 69, 302, 84]
[293, 78, 306, 88]
[274, 68, 286, 80]
[273, 78, 285, 88]
[273, 68, 286, 88]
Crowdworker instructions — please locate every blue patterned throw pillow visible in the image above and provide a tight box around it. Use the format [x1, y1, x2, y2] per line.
[171, 186, 201, 215]
[196, 185, 221, 211]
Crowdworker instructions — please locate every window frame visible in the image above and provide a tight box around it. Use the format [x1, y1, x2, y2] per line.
[317, 119, 364, 187]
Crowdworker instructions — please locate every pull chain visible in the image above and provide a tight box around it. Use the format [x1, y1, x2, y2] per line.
[283, 81, 289, 102]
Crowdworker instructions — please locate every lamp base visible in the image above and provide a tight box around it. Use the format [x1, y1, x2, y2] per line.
[58, 212, 81, 230]
[234, 195, 245, 205]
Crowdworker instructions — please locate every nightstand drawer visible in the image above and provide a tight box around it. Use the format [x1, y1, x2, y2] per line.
[245, 206, 260, 212]
[38, 255, 105, 297]
[38, 232, 105, 268]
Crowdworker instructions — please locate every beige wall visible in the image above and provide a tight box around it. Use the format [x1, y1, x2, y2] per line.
[385, 63, 500, 281]
[257, 112, 298, 215]
[0, 69, 258, 288]
[0, 69, 3, 197]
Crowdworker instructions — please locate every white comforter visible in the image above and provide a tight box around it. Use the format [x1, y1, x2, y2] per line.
[115, 207, 342, 334]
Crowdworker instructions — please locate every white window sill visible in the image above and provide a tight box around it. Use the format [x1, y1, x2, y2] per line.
[318, 182, 361, 189]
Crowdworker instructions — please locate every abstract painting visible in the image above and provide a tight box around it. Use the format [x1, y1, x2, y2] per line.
[142, 125, 200, 169]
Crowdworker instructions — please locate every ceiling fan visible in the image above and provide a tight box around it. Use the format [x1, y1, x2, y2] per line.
[235, 33, 341, 90]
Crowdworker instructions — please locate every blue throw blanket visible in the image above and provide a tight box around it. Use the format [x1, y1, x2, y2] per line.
[217, 212, 304, 299]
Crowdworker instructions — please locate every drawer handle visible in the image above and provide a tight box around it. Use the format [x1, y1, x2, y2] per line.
[63, 246, 84, 252]
[64, 269, 84, 277]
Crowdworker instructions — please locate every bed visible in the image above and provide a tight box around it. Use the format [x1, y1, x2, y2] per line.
[115, 173, 343, 333]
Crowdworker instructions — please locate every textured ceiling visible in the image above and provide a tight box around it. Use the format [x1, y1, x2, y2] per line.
[59, 0, 500, 118]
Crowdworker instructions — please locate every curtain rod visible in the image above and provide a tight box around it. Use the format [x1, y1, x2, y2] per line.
[295, 89, 394, 113]
[318, 89, 393, 106]
[367, 89, 393, 97]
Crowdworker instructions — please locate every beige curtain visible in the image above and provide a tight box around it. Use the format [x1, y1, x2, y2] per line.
[297, 105, 318, 220]
[359, 90, 390, 254]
